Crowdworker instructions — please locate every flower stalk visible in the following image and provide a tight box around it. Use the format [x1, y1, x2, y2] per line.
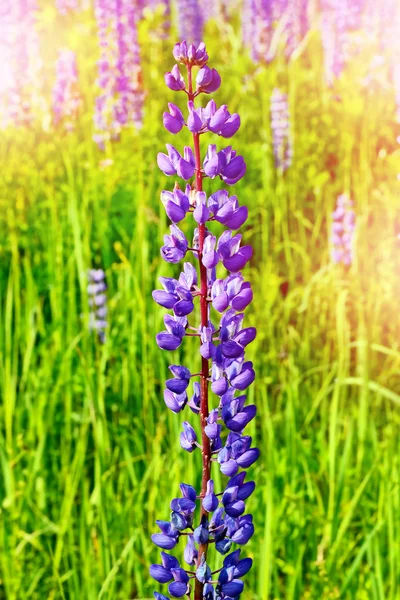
[186, 67, 212, 600]
[151, 41, 258, 600]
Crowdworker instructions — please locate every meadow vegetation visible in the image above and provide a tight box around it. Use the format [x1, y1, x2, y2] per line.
[0, 9, 400, 599]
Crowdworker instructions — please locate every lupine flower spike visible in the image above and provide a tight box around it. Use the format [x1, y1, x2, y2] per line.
[175, 0, 204, 46]
[87, 269, 108, 342]
[52, 49, 81, 130]
[331, 194, 356, 266]
[320, 0, 362, 85]
[242, 0, 273, 63]
[93, 0, 144, 149]
[270, 88, 293, 172]
[151, 41, 258, 600]
[1, 0, 43, 127]
[285, 0, 309, 59]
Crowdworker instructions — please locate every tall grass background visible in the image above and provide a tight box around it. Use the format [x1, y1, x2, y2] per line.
[0, 5, 400, 599]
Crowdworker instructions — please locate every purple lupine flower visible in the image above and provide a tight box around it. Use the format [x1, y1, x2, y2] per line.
[163, 100, 240, 139]
[151, 41, 257, 599]
[320, 0, 347, 84]
[152, 263, 196, 315]
[93, 0, 118, 146]
[331, 194, 356, 266]
[175, 0, 203, 46]
[52, 49, 81, 129]
[242, 0, 274, 63]
[93, 0, 144, 148]
[321, 0, 366, 85]
[173, 41, 208, 68]
[199, 0, 233, 23]
[113, 0, 144, 131]
[242, 0, 309, 63]
[270, 88, 293, 171]
[320, 3, 340, 87]
[0, 0, 43, 127]
[87, 269, 108, 342]
[203, 145, 246, 184]
[335, 0, 365, 34]
[242, 0, 255, 53]
[196, 67, 221, 94]
[157, 145, 196, 180]
[285, 0, 309, 59]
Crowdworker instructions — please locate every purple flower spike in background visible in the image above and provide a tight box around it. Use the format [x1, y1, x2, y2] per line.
[285, 0, 309, 59]
[151, 41, 257, 600]
[93, 0, 144, 148]
[52, 49, 81, 130]
[113, 0, 144, 131]
[242, 0, 273, 63]
[87, 269, 107, 343]
[175, 0, 204, 46]
[331, 193, 356, 266]
[322, 0, 366, 85]
[270, 88, 293, 172]
[0, 0, 43, 128]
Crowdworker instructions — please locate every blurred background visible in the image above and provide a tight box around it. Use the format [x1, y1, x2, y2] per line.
[0, 1, 400, 598]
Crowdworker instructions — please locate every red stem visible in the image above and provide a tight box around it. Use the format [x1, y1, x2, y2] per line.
[188, 66, 211, 600]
